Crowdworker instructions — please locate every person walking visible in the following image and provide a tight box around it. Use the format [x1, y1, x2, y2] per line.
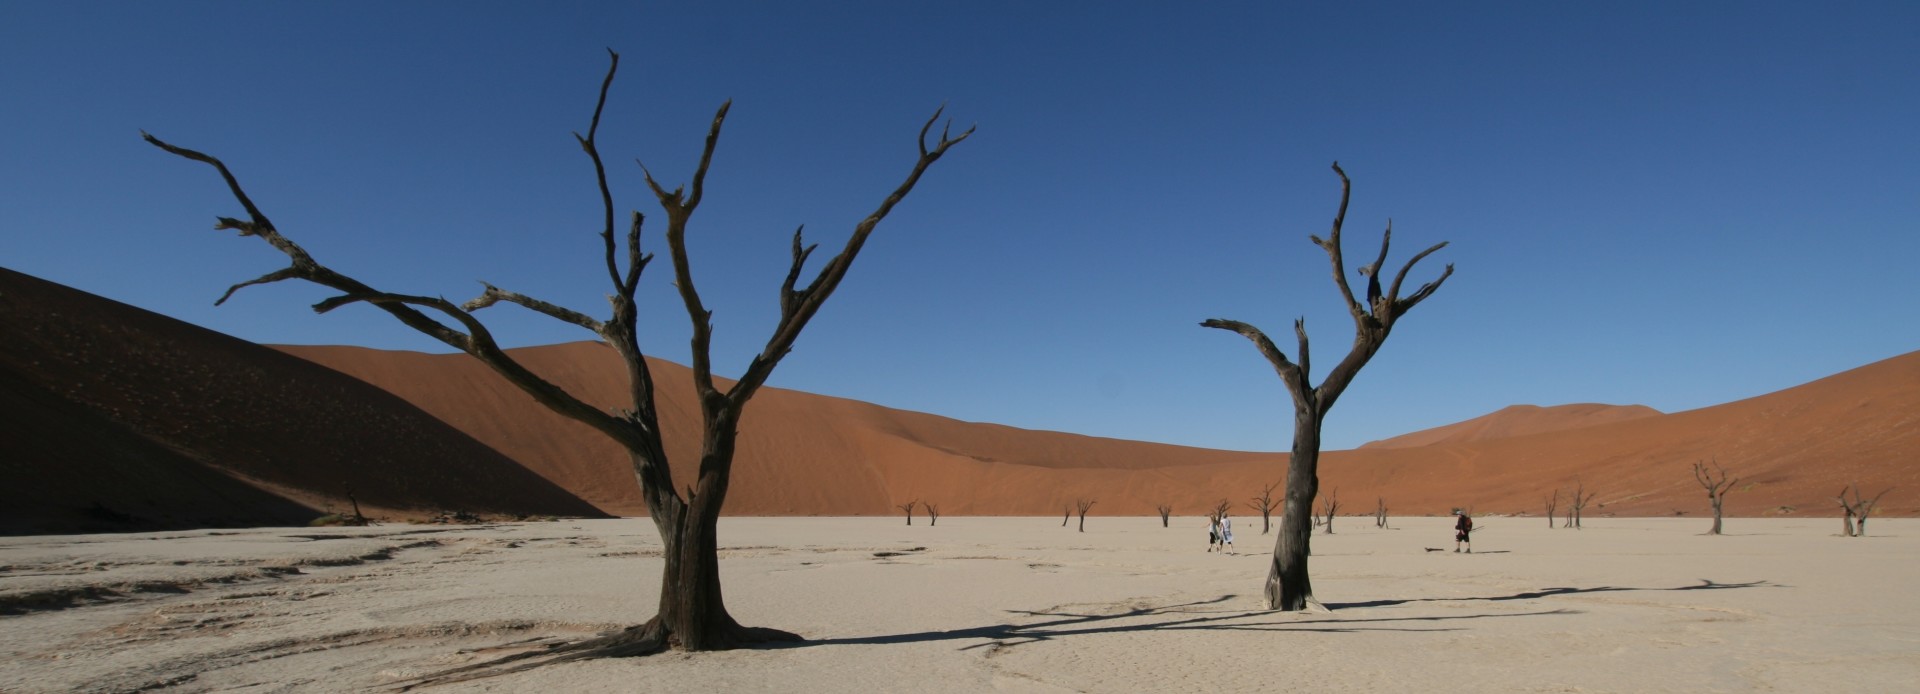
[1219, 512, 1235, 552]
[1453, 508, 1473, 553]
[1206, 515, 1221, 552]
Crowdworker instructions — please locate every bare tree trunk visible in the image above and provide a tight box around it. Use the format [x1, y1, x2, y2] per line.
[1693, 460, 1737, 535]
[1062, 505, 1071, 527]
[1203, 163, 1452, 613]
[1075, 499, 1095, 533]
[147, 51, 971, 673]
[1250, 480, 1279, 535]
[1836, 484, 1891, 537]
[924, 503, 939, 527]
[1266, 408, 1322, 610]
[1320, 487, 1340, 535]
[1544, 489, 1559, 529]
[897, 500, 917, 526]
[1375, 497, 1388, 529]
[1156, 504, 1172, 528]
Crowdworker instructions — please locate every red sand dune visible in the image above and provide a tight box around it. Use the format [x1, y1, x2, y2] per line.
[0, 268, 604, 533]
[1360, 403, 1663, 449]
[282, 341, 1920, 521]
[6, 267, 1916, 532]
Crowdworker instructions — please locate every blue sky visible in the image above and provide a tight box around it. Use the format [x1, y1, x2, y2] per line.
[4, 1, 1916, 452]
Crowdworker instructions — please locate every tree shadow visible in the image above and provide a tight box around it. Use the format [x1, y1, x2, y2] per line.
[762, 594, 1575, 654]
[1327, 578, 1780, 610]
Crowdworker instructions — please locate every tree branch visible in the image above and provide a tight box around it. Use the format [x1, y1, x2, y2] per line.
[726, 106, 974, 408]
[464, 283, 605, 335]
[1309, 162, 1365, 322]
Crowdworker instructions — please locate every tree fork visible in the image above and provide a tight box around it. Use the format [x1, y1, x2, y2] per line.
[151, 50, 970, 680]
[1203, 162, 1452, 612]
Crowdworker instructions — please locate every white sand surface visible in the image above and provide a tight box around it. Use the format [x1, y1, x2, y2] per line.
[3, 516, 1915, 693]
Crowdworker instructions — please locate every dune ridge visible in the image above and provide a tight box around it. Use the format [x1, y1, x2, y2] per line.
[6, 267, 1915, 531]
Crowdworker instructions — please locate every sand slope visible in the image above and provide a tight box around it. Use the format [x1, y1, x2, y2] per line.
[6, 267, 1915, 528]
[282, 340, 1920, 520]
[1359, 403, 1663, 449]
[0, 268, 604, 533]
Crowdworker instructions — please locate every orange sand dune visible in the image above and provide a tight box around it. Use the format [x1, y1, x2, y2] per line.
[1359, 403, 1663, 449]
[7, 267, 1914, 531]
[0, 268, 604, 533]
[281, 339, 1920, 521]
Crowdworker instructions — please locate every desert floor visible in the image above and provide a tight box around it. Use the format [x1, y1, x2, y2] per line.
[3, 516, 1916, 693]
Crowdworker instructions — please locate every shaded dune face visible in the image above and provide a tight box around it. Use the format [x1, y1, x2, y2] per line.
[6, 266, 1916, 530]
[0, 268, 605, 534]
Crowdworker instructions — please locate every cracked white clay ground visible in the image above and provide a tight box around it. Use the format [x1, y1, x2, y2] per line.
[3, 517, 1915, 693]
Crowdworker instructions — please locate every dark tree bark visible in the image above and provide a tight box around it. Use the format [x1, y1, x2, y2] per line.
[1250, 480, 1280, 535]
[1693, 460, 1739, 535]
[1156, 504, 1173, 528]
[897, 500, 918, 526]
[1319, 487, 1340, 535]
[1544, 488, 1559, 529]
[1568, 479, 1598, 529]
[1075, 499, 1095, 533]
[146, 51, 970, 676]
[1835, 485, 1891, 537]
[1063, 505, 1072, 527]
[1375, 497, 1389, 529]
[924, 503, 939, 527]
[1837, 491, 1857, 537]
[1201, 163, 1452, 611]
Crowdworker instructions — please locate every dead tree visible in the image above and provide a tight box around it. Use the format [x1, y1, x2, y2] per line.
[1543, 488, 1559, 529]
[1692, 460, 1739, 535]
[896, 500, 918, 526]
[147, 51, 970, 668]
[1374, 497, 1389, 529]
[1202, 163, 1452, 610]
[1210, 498, 1233, 523]
[1568, 479, 1598, 529]
[924, 503, 940, 527]
[1835, 485, 1892, 537]
[1155, 504, 1173, 528]
[1249, 480, 1280, 534]
[1062, 504, 1072, 527]
[1075, 499, 1096, 533]
[1319, 488, 1340, 535]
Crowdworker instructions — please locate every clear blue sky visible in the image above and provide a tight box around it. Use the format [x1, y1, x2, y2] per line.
[4, 2, 1917, 452]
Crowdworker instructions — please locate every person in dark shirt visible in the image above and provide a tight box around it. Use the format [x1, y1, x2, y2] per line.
[1453, 508, 1473, 553]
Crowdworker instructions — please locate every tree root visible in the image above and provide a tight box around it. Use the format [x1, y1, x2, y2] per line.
[394, 619, 800, 691]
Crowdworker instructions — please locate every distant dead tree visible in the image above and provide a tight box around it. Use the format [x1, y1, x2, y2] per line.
[896, 500, 918, 526]
[1543, 488, 1560, 529]
[1202, 163, 1452, 611]
[1835, 485, 1892, 537]
[1568, 479, 1598, 529]
[1062, 504, 1072, 527]
[924, 503, 940, 527]
[1692, 460, 1739, 535]
[1319, 488, 1340, 535]
[1210, 498, 1233, 523]
[1155, 504, 1173, 528]
[147, 50, 970, 668]
[1249, 480, 1281, 534]
[1075, 499, 1096, 533]
[1374, 497, 1389, 529]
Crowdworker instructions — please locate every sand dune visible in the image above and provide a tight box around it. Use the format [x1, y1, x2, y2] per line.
[6, 267, 1915, 531]
[281, 340, 1920, 521]
[1359, 403, 1663, 449]
[0, 268, 604, 533]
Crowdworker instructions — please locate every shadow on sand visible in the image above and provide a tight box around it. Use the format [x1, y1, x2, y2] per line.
[770, 578, 1776, 654]
[1326, 578, 1779, 610]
